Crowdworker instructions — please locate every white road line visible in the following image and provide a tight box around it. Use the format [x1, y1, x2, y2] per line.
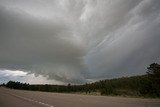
[8, 93, 54, 107]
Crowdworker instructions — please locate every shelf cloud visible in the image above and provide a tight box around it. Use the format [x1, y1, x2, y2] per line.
[0, 0, 160, 84]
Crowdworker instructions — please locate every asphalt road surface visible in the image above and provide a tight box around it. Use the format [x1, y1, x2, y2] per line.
[0, 87, 160, 107]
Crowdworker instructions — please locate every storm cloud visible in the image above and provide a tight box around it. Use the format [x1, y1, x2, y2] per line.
[0, 0, 160, 84]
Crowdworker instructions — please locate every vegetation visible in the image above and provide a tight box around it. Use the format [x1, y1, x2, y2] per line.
[2, 63, 160, 98]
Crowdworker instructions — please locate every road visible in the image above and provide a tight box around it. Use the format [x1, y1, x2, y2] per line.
[0, 87, 160, 107]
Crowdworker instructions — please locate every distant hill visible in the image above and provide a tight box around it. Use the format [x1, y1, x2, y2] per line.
[2, 63, 160, 98]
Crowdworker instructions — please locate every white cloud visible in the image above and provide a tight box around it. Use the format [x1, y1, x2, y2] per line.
[0, 69, 27, 77]
[0, 69, 63, 84]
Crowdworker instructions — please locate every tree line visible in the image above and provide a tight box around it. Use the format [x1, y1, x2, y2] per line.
[1, 63, 160, 98]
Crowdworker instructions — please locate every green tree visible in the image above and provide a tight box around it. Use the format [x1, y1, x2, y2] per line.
[147, 63, 160, 84]
[67, 83, 71, 92]
[146, 63, 160, 96]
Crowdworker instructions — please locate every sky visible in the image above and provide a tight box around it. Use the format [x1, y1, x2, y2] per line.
[0, 0, 160, 84]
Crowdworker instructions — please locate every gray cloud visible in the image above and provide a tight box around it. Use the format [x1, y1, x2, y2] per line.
[0, 0, 160, 84]
[85, 0, 160, 79]
[0, 3, 87, 84]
